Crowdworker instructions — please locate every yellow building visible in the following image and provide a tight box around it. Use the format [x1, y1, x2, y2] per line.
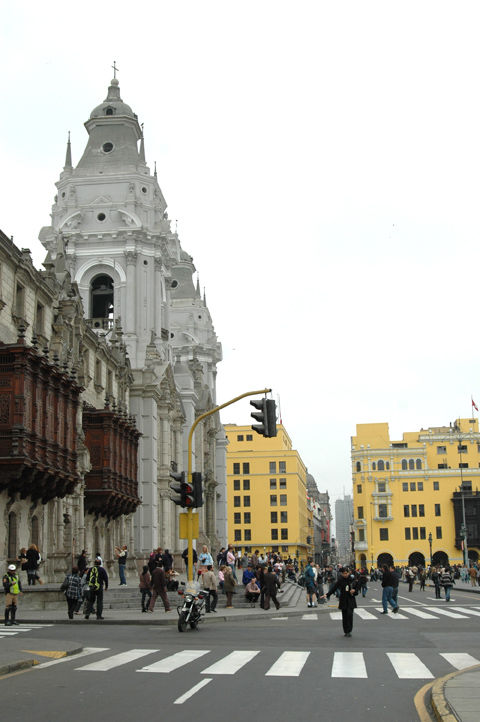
[225, 424, 313, 563]
[351, 419, 480, 568]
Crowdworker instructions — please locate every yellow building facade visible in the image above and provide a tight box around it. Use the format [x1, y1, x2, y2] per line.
[351, 419, 480, 568]
[225, 424, 313, 563]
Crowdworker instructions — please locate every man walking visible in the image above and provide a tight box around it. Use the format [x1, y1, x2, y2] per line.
[148, 561, 171, 613]
[85, 558, 109, 620]
[324, 567, 358, 637]
[263, 566, 281, 610]
[380, 564, 399, 614]
[3, 564, 22, 626]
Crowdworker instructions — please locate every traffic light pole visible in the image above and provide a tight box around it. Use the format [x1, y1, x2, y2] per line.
[184, 387, 271, 582]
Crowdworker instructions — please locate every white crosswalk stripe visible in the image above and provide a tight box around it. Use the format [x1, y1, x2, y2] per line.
[440, 652, 480, 670]
[0, 623, 54, 638]
[425, 607, 468, 619]
[387, 652, 433, 679]
[332, 652, 367, 678]
[265, 651, 310, 676]
[354, 608, 377, 619]
[138, 650, 210, 673]
[201, 650, 260, 675]
[77, 649, 158, 671]
[302, 613, 318, 620]
[450, 606, 480, 617]
[400, 607, 439, 619]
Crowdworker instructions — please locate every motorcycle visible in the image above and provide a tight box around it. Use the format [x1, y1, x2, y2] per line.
[177, 583, 208, 632]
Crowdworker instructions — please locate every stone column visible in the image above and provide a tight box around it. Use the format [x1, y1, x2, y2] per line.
[154, 257, 163, 337]
[124, 251, 137, 333]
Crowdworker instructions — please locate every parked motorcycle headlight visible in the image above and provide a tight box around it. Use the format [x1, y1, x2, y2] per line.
[185, 594, 194, 602]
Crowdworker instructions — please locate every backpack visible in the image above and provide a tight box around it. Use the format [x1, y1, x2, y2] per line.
[88, 566, 100, 591]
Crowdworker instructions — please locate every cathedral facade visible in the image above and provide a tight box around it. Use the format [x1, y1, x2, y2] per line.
[1, 77, 226, 579]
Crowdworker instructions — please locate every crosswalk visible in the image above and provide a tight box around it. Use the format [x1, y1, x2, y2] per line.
[34, 646, 480, 681]
[0, 623, 53, 638]
[326, 605, 480, 622]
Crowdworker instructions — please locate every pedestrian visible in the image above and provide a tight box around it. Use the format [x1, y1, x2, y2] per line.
[161, 549, 173, 572]
[315, 565, 325, 604]
[358, 569, 368, 598]
[242, 564, 256, 586]
[202, 565, 218, 613]
[139, 565, 152, 612]
[389, 564, 400, 607]
[115, 545, 128, 586]
[3, 564, 22, 626]
[198, 545, 213, 579]
[406, 567, 415, 592]
[440, 567, 454, 602]
[223, 564, 236, 608]
[17, 548, 28, 583]
[419, 569, 426, 591]
[60, 566, 83, 619]
[218, 565, 225, 593]
[469, 566, 477, 587]
[182, 546, 198, 578]
[432, 567, 442, 598]
[148, 561, 171, 613]
[226, 545, 237, 580]
[304, 559, 316, 607]
[26, 544, 43, 585]
[324, 567, 358, 637]
[380, 565, 399, 614]
[77, 549, 88, 576]
[85, 558, 109, 620]
[263, 566, 281, 610]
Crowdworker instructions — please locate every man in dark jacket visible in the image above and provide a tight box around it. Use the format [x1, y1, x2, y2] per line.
[263, 567, 280, 610]
[324, 567, 358, 637]
[381, 565, 399, 614]
[85, 559, 109, 620]
[148, 561, 171, 613]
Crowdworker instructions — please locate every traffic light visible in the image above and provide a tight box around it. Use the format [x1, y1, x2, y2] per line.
[192, 471, 204, 508]
[169, 470, 185, 506]
[250, 398, 277, 438]
[183, 478, 195, 508]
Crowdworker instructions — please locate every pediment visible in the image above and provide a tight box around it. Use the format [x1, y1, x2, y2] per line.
[89, 196, 112, 205]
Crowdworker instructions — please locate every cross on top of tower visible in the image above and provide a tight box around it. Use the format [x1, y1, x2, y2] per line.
[112, 60, 119, 79]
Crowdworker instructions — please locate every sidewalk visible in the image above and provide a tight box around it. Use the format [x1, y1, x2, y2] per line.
[430, 664, 480, 722]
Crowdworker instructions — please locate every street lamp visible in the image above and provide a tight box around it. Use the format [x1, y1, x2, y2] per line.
[428, 532, 432, 566]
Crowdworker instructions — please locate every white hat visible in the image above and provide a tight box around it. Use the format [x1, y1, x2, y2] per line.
[8, 564, 16, 571]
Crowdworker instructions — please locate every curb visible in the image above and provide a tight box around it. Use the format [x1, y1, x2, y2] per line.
[0, 658, 38, 677]
[430, 663, 480, 721]
[18, 607, 323, 626]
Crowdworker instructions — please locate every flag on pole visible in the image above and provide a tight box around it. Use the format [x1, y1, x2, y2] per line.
[472, 397, 478, 412]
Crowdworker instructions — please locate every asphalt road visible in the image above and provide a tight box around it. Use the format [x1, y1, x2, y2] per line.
[2, 583, 480, 722]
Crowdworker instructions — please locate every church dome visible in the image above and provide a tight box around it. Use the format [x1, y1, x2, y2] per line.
[90, 78, 136, 119]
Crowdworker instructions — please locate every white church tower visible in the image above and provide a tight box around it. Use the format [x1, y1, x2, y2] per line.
[39, 75, 227, 555]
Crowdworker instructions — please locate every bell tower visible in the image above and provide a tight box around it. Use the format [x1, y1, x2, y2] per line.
[38, 75, 225, 553]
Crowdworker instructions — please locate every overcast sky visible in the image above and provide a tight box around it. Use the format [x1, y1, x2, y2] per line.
[2, 1, 480, 512]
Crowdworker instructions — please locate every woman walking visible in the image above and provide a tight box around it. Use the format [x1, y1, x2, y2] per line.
[26, 544, 43, 585]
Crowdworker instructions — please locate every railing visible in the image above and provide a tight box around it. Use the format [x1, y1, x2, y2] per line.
[86, 318, 114, 331]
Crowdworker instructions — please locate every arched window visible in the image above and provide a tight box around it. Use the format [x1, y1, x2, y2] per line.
[8, 512, 17, 559]
[372, 462, 376, 471]
[356, 462, 361, 472]
[105, 106, 115, 116]
[378, 460, 385, 471]
[401, 460, 408, 470]
[409, 459, 415, 470]
[416, 459, 422, 470]
[90, 274, 114, 321]
[31, 515, 39, 548]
